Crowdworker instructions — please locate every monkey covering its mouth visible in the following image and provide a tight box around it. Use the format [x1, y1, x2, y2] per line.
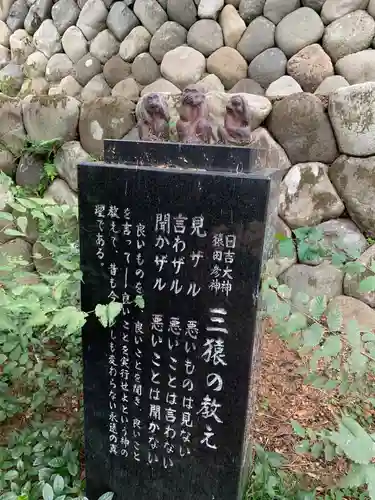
[137, 93, 170, 141]
[176, 85, 213, 144]
[218, 95, 252, 146]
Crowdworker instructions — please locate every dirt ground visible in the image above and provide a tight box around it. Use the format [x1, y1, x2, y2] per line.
[253, 330, 348, 492]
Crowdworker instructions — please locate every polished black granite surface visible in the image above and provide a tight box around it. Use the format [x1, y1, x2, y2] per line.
[78, 159, 273, 500]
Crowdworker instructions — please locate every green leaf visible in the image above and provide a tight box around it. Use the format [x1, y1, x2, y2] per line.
[349, 350, 368, 374]
[326, 307, 342, 332]
[0, 494, 18, 500]
[321, 335, 341, 357]
[309, 296, 326, 320]
[311, 442, 324, 459]
[53, 475, 64, 494]
[302, 324, 324, 348]
[0, 212, 14, 221]
[291, 420, 305, 437]
[278, 238, 295, 259]
[295, 440, 310, 453]
[4, 229, 25, 237]
[324, 442, 336, 461]
[67, 461, 78, 477]
[95, 304, 108, 328]
[42, 483, 54, 500]
[365, 464, 375, 500]
[359, 276, 375, 293]
[286, 313, 307, 334]
[134, 295, 145, 309]
[330, 417, 375, 464]
[97, 493, 114, 500]
[346, 319, 362, 348]
[48, 457, 65, 468]
[16, 216, 28, 234]
[107, 302, 122, 326]
[4, 470, 19, 481]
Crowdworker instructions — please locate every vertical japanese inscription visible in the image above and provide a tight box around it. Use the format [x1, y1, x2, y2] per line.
[94, 203, 238, 467]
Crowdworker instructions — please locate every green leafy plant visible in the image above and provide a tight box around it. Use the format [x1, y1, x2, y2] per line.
[262, 227, 375, 498]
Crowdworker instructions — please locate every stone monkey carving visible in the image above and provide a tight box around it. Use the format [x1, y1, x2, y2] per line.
[218, 95, 252, 146]
[137, 93, 170, 141]
[176, 85, 213, 144]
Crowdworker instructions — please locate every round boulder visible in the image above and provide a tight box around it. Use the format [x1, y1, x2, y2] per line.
[321, 0, 369, 25]
[79, 96, 135, 157]
[314, 75, 349, 96]
[335, 50, 375, 84]
[267, 93, 338, 164]
[237, 16, 275, 62]
[248, 47, 287, 89]
[275, 7, 324, 57]
[265, 75, 302, 100]
[219, 4, 246, 48]
[132, 52, 160, 85]
[103, 55, 131, 87]
[263, 0, 300, 25]
[161, 45, 205, 89]
[287, 44, 334, 92]
[207, 46, 247, 89]
[187, 19, 223, 56]
[149, 21, 187, 64]
[329, 155, 375, 237]
[118, 26, 152, 63]
[322, 10, 375, 63]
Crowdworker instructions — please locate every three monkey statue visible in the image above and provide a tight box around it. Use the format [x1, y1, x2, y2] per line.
[136, 85, 252, 146]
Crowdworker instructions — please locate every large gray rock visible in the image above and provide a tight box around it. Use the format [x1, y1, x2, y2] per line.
[326, 296, 375, 333]
[321, 0, 369, 25]
[369, 0, 375, 16]
[73, 53, 101, 86]
[0, 20, 10, 47]
[103, 55, 131, 86]
[76, 0, 107, 41]
[251, 126, 291, 170]
[314, 75, 349, 96]
[237, 16, 275, 62]
[48, 75, 81, 97]
[0, 94, 26, 154]
[265, 75, 302, 99]
[238, 0, 266, 23]
[54, 140, 91, 191]
[198, 0, 223, 19]
[229, 78, 264, 94]
[149, 21, 187, 63]
[132, 52, 159, 85]
[0, 150, 16, 176]
[9, 29, 34, 64]
[81, 73, 111, 102]
[6, 0, 28, 32]
[24, 0, 52, 35]
[119, 26, 151, 63]
[112, 77, 140, 101]
[265, 216, 296, 278]
[287, 44, 334, 93]
[0, 238, 33, 272]
[79, 96, 136, 157]
[207, 46, 247, 89]
[0, 62, 23, 92]
[301, 0, 324, 10]
[107, 2, 139, 41]
[45, 53, 73, 83]
[275, 7, 324, 57]
[0, 0, 13, 21]
[329, 155, 375, 237]
[24, 51, 47, 77]
[197, 73, 225, 92]
[187, 19, 223, 56]
[279, 162, 344, 228]
[280, 262, 343, 303]
[344, 245, 375, 309]
[90, 29, 119, 64]
[44, 178, 77, 206]
[0, 44, 10, 70]
[268, 93, 338, 164]
[248, 47, 287, 89]
[62, 26, 87, 63]
[22, 95, 80, 141]
[33, 19, 61, 57]
[323, 10, 375, 63]
[16, 152, 44, 188]
[264, 0, 300, 24]
[134, 0, 167, 34]
[51, 0, 79, 35]
[21, 77, 49, 97]
[219, 4, 245, 48]
[329, 82, 375, 156]
[299, 219, 368, 266]
[161, 46, 205, 89]
[335, 49, 375, 84]
[167, 0, 197, 29]
[141, 78, 181, 95]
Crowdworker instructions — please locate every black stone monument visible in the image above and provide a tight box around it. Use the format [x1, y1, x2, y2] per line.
[78, 140, 280, 500]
